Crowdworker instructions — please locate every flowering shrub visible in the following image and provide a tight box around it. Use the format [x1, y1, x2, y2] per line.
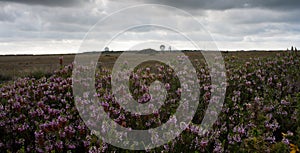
[0, 52, 299, 152]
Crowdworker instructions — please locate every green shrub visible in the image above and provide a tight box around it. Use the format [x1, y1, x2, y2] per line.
[28, 70, 52, 79]
[271, 142, 290, 153]
[0, 74, 12, 84]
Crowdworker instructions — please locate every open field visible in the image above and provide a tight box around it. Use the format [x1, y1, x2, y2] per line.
[0, 54, 75, 82]
[0, 51, 282, 83]
[0, 50, 299, 152]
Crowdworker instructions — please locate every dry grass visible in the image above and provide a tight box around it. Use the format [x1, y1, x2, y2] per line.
[0, 51, 282, 83]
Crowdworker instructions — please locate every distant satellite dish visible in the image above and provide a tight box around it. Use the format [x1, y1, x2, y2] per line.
[160, 45, 165, 51]
[104, 47, 109, 52]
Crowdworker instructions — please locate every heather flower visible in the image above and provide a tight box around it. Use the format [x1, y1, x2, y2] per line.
[165, 83, 171, 90]
[282, 137, 290, 145]
[245, 81, 251, 86]
[265, 136, 276, 143]
[83, 140, 90, 148]
[213, 141, 223, 153]
[55, 141, 63, 150]
[67, 144, 76, 149]
[200, 139, 208, 148]
[280, 99, 290, 105]
[0, 52, 299, 152]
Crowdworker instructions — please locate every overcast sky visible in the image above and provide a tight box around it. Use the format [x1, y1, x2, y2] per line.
[0, 0, 300, 54]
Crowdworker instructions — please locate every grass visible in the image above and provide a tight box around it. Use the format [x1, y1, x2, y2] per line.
[0, 51, 283, 84]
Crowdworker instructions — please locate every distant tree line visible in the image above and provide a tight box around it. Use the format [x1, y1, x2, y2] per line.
[288, 46, 298, 52]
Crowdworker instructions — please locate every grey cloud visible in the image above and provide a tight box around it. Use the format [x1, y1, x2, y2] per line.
[203, 9, 300, 26]
[125, 0, 300, 10]
[0, 0, 89, 7]
[0, 2, 99, 41]
[0, 0, 300, 53]
[44, 22, 89, 33]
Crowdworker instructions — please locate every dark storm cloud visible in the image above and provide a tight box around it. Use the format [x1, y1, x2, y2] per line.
[134, 0, 300, 10]
[0, 0, 300, 53]
[0, 0, 89, 7]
